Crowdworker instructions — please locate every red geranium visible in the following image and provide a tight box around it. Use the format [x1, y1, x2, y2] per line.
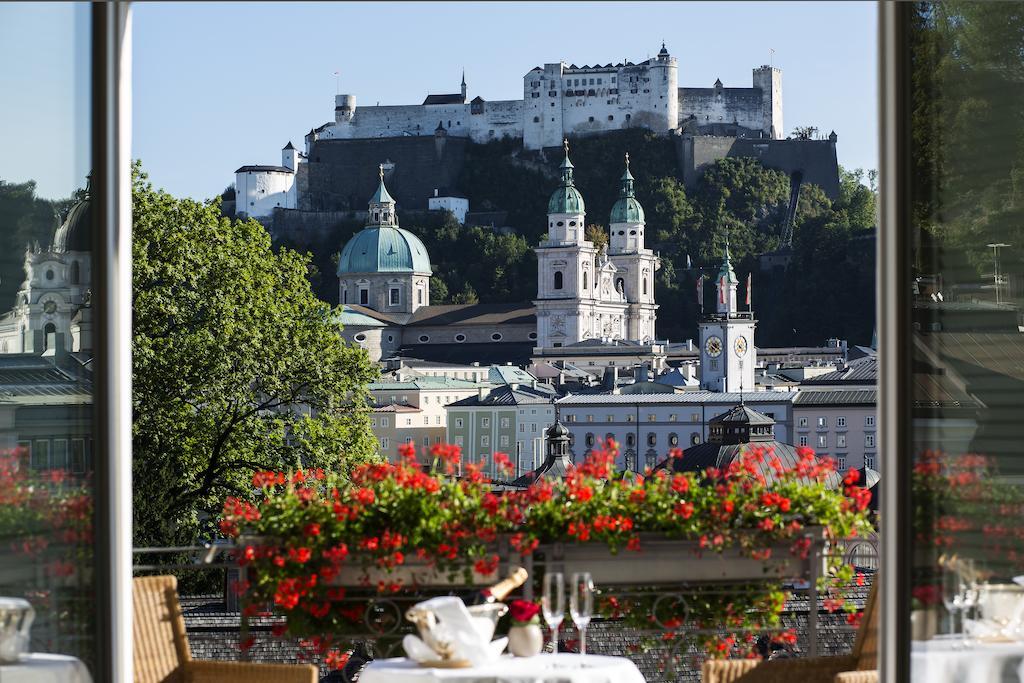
[509, 599, 541, 625]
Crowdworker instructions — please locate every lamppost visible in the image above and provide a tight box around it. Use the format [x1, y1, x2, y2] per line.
[987, 243, 1011, 305]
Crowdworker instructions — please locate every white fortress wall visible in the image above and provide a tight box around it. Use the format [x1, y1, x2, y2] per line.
[468, 99, 525, 142]
[236, 169, 295, 219]
[678, 87, 766, 132]
[320, 103, 474, 140]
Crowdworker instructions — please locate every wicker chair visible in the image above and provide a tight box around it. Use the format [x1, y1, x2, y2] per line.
[133, 575, 318, 683]
[702, 582, 878, 683]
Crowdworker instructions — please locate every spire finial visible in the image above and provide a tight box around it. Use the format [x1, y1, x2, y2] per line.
[461, 69, 466, 86]
[563, 138, 570, 156]
[624, 151, 630, 169]
[379, 163, 384, 182]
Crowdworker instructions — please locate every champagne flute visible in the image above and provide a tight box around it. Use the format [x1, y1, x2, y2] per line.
[941, 566, 965, 646]
[570, 572, 594, 663]
[542, 572, 564, 657]
[959, 560, 979, 646]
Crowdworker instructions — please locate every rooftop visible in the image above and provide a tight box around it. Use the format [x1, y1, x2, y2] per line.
[793, 390, 877, 406]
[557, 391, 798, 405]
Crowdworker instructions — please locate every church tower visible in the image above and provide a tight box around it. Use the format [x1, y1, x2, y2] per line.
[534, 141, 628, 348]
[608, 152, 660, 343]
[698, 238, 756, 392]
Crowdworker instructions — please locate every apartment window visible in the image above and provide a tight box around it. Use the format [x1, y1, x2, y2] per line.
[837, 434, 847, 448]
[799, 436, 809, 447]
[371, 417, 377, 427]
[865, 434, 875, 448]
[586, 414, 594, 422]
[454, 436, 464, 446]
[607, 415, 614, 422]
[837, 455, 847, 471]
[647, 414, 656, 422]
[422, 436, 430, 447]
[455, 418, 464, 428]
[798, 417, 809, 428]
[817, 434, 827, 449]
[817, 416, 828, 428]
[567, 414, 576, 422]
[500, 435, 509, 447]
[389, 288, 400, 305]
[435, 416, 441, 425]
[668, 413, 677, 422]
[519, 423, 525, 433]
[381, 437, 390, 450]
[52, 439, 68, 469]
[865, 415, 875, 427]
[481, 435, 490, 446]
[482, 417, 490, 427]
[691, 413, 700, 422]
[405, 418, 412, 426]
[32, 440, 50, 470]
[382, 417, 389, 427]
[669, 433, 679, 446]
[423, 416, 429, 425]
[837, 416, 847, 428]
[531, 424, 537, 433]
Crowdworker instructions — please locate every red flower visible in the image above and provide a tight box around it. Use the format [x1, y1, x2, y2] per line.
[355, 488, 375, 505]
[671, 474, 690, 494]
[304, 523, 321, 537]
[474, 555, 499, 576]
[626, 535, 642, 552]
[674, 501, 694, 519]
[509, 599, 540, 624]
[325, 650, 351, 670]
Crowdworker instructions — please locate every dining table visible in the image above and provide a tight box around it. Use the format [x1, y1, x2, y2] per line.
[0, 653, 93, 683]
[360, 653, 647, 683]
[912, 638, 1024, 683]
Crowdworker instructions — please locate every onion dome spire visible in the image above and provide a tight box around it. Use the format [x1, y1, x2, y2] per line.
[548, 138, 585, 214]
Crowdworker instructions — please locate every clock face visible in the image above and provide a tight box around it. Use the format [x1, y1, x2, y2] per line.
[705, 335, 723, 358]
[734, 336, 748, 357]
[43, 301, 57, 314]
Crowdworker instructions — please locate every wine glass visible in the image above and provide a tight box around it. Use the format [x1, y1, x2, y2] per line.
[570, 572, 594, 663]
[542, 572, 564, 657]
[959, 560, 979, 646]
[941, 565, 967, 647]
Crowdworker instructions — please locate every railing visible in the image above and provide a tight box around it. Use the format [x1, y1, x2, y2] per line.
[133, 532, 878, 681]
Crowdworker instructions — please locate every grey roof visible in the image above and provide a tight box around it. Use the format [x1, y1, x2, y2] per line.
[793, 390, 877, 406]
[422, 93, 465, 105]
[488, 365, 539, 386]
[711, 404, 775, 425]
[282, 141, 295, 150]
[655, 441, 844, 489]
[235, 165, 293, 174]
[448, 385, 555, 407]
[368, 377, 483, 391]
[558, 391, 798, 405]
[801, 357, 878, 385]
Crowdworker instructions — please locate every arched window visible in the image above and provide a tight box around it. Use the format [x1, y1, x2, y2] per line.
[626, 433, 636, 448]
[582, 271, 588, 289]
[647, 433, 657, 447]
[69, 261, 80, 284]
[643, 278, 648, 295]
[554, 271, 564, 290]
[43, 323, 56, 350]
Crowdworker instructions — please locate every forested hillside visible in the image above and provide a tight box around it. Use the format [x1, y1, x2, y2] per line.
[277, 130, 876, 347]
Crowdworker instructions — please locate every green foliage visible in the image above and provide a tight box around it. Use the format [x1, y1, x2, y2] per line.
[131, 162, 379, 547]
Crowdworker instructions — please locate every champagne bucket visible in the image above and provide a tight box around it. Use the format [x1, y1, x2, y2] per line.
[0, 597, 34, 663]
[978, 584, 1024, 625]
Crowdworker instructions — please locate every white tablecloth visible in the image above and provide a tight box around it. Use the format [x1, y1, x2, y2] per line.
[912, 639, 1024, 683]
[0, 653, 92, 683]
[361, 653, 646, 683]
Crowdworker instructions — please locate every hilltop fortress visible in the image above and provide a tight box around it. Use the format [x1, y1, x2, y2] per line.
[317, 44, 782, 149]
[234, 44, 837, 226]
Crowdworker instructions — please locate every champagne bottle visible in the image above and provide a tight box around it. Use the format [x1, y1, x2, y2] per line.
[464, 567, 528, 605]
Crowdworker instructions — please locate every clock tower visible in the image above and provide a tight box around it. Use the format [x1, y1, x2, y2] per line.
[698, 240, 756, 393]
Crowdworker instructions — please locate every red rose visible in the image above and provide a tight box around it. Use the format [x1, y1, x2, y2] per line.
[509, 599, 541, 624]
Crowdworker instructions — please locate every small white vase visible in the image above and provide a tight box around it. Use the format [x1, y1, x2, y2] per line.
[507, 623, 544, 657]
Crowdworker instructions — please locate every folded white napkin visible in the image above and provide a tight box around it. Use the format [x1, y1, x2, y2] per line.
[408, 596, 496, 666]
[965, 618, 1022, 641]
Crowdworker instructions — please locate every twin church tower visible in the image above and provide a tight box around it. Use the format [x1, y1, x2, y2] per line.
[534, 143, 660, 348]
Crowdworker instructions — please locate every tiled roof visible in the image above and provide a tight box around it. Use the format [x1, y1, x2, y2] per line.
[396, 342, 535, 366]
[336, 306, 388, 328]
[448, 385, 555, 407]
[712, 404, 775, 425]
[371, 403, 419, 413]
[368, 377, 483, 391]
[422, 93, 464, 105]
[801, 357, 878, 385]
[234, 165, 292, 173]
[407, 303, 536, 326]
[793, 390, 877, 406]
[558, 391, 798, 405]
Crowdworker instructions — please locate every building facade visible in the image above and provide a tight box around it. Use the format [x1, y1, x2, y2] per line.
[306, 45, 781, 151]
[234, 142, 304, 219]
[698, 242, 756, 393]
[555, 391, 797, 471]
[792, 390, 878, 471]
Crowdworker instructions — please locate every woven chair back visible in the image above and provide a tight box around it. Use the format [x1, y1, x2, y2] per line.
[133, 575, 192, 683]
[851, 580, 879, 670]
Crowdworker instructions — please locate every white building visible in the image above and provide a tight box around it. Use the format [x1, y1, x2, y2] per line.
[555, 391, 797, 471]
[533, 144, 659, 350]
[234, 142, 304, 219]
[427, 190, 469, 224]
[792, 390, 878, 472]
[698, 241, 756, 393]
[307, 45, 782, 151]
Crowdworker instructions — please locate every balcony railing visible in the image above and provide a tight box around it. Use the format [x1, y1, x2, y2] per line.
[132, 532, 877, 681]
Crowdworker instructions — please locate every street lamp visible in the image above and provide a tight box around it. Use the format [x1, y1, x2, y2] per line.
[987, 243, 1011, 305]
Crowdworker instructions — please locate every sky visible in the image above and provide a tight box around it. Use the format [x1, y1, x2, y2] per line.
[0, 2, 878, 201]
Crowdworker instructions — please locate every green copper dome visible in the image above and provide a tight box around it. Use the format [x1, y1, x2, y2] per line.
[609, 154, 644, 224]
[717, 237, 737, 283]
[337, 226, 432, 275]
[547, 143, 586, 215]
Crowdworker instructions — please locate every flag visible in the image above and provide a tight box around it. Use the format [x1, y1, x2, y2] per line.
[686, 254, 692, 270]
[746, 272, 752, 306]
[720, 276, 726, 304]
[696, 274, 704, 306]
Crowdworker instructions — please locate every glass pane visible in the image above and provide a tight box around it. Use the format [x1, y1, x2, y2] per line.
[908, 1, 1024, 675]
[0, 1, 96, 674]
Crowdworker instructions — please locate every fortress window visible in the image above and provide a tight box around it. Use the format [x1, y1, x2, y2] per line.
[454, 334, 466, 343]
[529, 332, 537, 340]
[608, 115, 614, 121]
[554, 271, 564, 290]
[582, 271, 588, 289]
[491, 333, 502, 341]
[589, 78, 595, 85]
[354, 333, 366, 342]
[569, 220, 576, 226]
[643, 278, 648, 295]
[533, 116, 540, 123]
[618, 230, 625, 236]
[630, 230, 637, 235]
[359, 289, 369, 305]
[556, 221, 564, 227]
[611, 76, 616, 82]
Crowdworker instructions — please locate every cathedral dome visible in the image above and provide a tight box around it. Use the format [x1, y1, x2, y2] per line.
[609, 159, 644, 224]
[548, 145, 585, 215]
[336, 226, 432, 275]
[53, 192, 91, 253]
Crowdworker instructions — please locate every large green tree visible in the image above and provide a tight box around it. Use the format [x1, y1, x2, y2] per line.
[132, 164, 378, 547]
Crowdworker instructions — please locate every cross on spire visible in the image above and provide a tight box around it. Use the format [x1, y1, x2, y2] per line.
[563, 138, 569, 156]
[379, 163, 384, 182]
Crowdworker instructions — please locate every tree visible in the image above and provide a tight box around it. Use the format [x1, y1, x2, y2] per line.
[585, 223, 608, 251]
[789, 126, 820, 140]
[132, 163, 379, 547]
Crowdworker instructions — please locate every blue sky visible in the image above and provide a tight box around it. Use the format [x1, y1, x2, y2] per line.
[0, 2, 878, 200]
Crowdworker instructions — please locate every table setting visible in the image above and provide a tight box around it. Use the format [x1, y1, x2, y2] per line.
[0, 597, 92, 683]
[912, 558, 1024, 683]
[360, 569, 646, 683]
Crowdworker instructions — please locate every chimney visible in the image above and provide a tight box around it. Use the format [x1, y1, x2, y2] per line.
[434, 188, 439, 197]
[478, 387, 487, 401]
[638, 364, 650, 383]
[602, 366, 618, 391]
[531, 379, 538, 390]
